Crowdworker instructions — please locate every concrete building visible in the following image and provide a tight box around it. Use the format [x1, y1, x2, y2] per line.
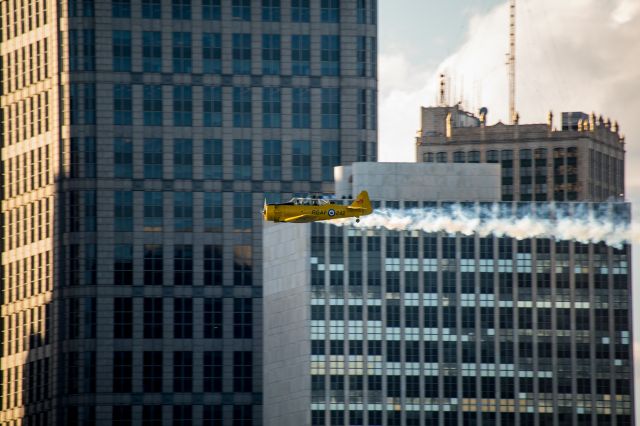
[415, 105, 625, 202]
[0, 0, 378, 424]
[264, 162, 633, 426]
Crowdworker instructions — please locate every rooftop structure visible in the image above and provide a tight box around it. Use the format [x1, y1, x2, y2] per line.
[416, 106, 625, 202]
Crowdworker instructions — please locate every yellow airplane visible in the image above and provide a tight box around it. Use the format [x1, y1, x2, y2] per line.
[263, 191, 372, 223]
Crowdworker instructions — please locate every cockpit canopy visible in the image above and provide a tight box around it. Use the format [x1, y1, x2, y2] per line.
[289, 197, 330, 206]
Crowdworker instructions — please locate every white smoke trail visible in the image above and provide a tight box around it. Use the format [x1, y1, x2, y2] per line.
[331, 204, 637, 247]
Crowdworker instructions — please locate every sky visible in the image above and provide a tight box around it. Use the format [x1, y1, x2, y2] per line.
[377, 0, 640, 418]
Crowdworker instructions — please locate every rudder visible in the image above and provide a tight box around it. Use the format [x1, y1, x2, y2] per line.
[350, 191, 372, 214]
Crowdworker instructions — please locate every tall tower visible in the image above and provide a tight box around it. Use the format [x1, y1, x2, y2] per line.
[0, 0, 378, 424]
[508, 0, 516, 123]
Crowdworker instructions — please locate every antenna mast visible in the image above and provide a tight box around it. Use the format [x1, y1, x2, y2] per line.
[439, 74, 447, 107]
[508, 0, 516, 123]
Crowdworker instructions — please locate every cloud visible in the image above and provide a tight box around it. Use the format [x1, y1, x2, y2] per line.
[377, 53, 435, 162]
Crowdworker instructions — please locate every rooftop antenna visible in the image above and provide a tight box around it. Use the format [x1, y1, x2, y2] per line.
[508, 0, 516, 123]
[439, 73, 447, 107]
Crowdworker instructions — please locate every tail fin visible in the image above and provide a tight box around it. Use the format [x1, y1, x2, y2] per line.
[349, 191, 372, 214]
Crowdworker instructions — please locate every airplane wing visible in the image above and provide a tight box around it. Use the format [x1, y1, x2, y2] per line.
[283, 214, 316, 223]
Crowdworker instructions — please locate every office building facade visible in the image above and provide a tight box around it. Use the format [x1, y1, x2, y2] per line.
[0, 0, 378, 424]
[415, 105, 625, 202]
[264, 163, 633, 426]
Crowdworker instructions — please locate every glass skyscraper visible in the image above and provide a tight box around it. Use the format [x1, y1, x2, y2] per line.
[0, 0, 378, 424]
[264, 162, 633, 426]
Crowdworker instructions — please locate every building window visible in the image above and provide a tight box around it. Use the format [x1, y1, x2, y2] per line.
[113, 351, 132, 392]
[112, 406, 131, 426]
[321, 88, 340, 129]
[114, 191, 133, 231]
[172, 32, 192, 73]
[83, 30, 96, 70]
[113, 138, 132, 178]
[204, 298, 223, 338]
[142, 0, 161, 18]
[84, 191, 97, 233]
[173, 86, 192, 126]
[113, 298, 133, 338]
[143, 85, 163, 126]
[83, 137, 96, 178]
[233, 406, 252, 426]
[172, 0, 191, 19]
[233, 351, 252, 392]
[173, 406, 192, 426]
[173, 138, 193, 179]
[204, 245, 223, 285]
[487, 150, 499, 163]
[203, 351, 223, 392]
[173, 351, 193, 392]
[233, 245, 252, 285]
[204, 193, 223, 232]
[85, 244, 97, 285]
[114, 244, 133, 285]
[320, 0, 339, 22]
[292, 88, 310, 128]
[262, 0, 280, 21]
[143, 297, 163, 338]
[233, 193, 253, 230]
[232, 33, 251, 74]
[233, 87, 252, 127]
[232, 0, 251, 21]
[291, 35, 310, 75]
[174, 245, 193, 285]
[436, 152, 448, 163]
[204, 406, 224, 425]
[262, 34, 280, 74]
[143, 31, 162, 72]
[174, 298, 193, 338]
[144, 244, 163, 286]
[203, 33, 222, 74]
[143, 351, 163, 392]
[112, 30, 131, 71]
[84, 83, 97, 124]
[357, 89, 367, 129]
[113, 84, 132, 125]
[233, 139, 252, 180]
[292, 140, 311, 180]
[263, 140, 281, 180]
[202, 0, 221, 20]
[453, 151, 466, 163]
[174, 192, 193, 232]
[144, 138, 163, 179]
[144, 192, 163, 231]
[322, 141, 340, 180]
[357, 0, 366, 23]
[234, 298, 252, 338]
[321, 35, 340, 76]
[468, 150, 480, 163]
[291, 0, 309, 22]
[203, 139, 223, 179]
[262, 88, 281, 128]
[112, 0, 131, 17]
[357, 36, 366, 76]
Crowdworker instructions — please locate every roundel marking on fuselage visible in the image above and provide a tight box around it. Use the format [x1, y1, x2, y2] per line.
[328, 208, 336, 217]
